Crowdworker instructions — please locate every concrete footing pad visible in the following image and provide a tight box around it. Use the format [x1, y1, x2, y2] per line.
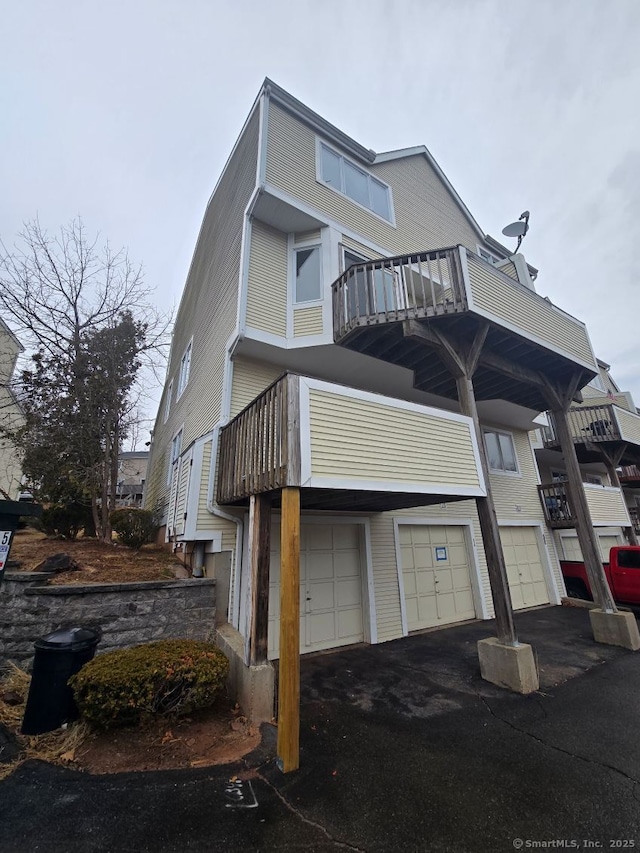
[589, 609, 640, 651]
[477, 637, 539, 694]
[216, 624, 275, 724]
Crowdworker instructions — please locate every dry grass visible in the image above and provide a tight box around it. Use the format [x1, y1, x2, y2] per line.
[0, 664, 90, 780]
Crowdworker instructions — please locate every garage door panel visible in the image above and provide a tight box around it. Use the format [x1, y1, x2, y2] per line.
[401, 524, 477, 632]
[338, 578, 362, 607]
[338, 608, 363, 639]
[335, 551, 360, 578]
[308, 553, 334, 580]
[500, 526, 549, 610]
[333, 525, 360, 549]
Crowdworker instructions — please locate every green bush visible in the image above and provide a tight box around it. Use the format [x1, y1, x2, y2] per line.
[70, 639, 229, 729]
[41, 502, 87, 539]
[110, 507, 157, 549]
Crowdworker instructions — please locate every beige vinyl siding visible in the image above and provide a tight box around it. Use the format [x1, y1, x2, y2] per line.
[307, 388, 482, 490]
[145, 108, 260, 519]
[466, 254, 596, 368]
[614, 406, 640, 445]
[293, 306, 324, 337]
[230, 357, 283, 417]
[0, 386, 24, 500]
[584, 485, 631, 526]
[488, 430, 546, 519]
[294, 229, 322, 243]
[266, 103, 481, 256]
[246, 221, 288, 337]
[575, 393, 634, 413]
[194, 440, 237, 550]
[496, 260, 518, 281]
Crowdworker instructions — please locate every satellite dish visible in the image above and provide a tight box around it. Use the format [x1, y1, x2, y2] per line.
[501, 211, 530, 251]
[502, 220, 528, 238]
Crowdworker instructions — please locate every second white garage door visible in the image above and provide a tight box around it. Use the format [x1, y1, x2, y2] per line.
[559, 532, 623, 563]
[268, 522, 364, 659]
[400, 524, 476, 632]
[500, 526, 549, 610]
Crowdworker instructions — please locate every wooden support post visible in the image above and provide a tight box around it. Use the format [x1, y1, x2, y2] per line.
[551, 407, 618, 612]
[599, 448, 638, 546]
[277, 486, 301, 773]
[457, 375, 518, 645]
[247, 492, 272, 666]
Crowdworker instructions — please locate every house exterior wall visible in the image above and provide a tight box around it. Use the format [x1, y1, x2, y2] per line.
[145, 107, 260, 519]
[0, 323, 24, 500]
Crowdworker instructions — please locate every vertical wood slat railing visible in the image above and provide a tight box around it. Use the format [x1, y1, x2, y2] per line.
[332, 246, 467, 342]
[544, 404, 621, 447]
[620, 466, 640, 481]
[538, 481, 575, 527]
[217, 374, 301, 504]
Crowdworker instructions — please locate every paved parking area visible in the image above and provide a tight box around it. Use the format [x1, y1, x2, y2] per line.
[2, 606, 640, 852]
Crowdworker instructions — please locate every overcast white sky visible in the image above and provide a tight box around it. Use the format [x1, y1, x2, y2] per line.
[2, 0, 640, 425]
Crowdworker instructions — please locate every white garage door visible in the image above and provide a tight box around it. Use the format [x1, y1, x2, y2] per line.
[400, 524, 476, 632]
[560, 532, 623, 563]
[500, 526, 549, 609]
[268, 522, 364, 659]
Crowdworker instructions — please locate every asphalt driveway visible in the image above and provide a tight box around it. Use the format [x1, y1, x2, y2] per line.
[3, 605, 640, 852]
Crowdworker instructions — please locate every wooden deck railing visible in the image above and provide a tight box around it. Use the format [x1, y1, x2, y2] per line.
[630, 507, 640, 533]
[538, 481, 575, 528]
[620, 466, 640, 482]
[217, 373, 300, 504]
[332, 246, 466, 341]
[543, 404, 621, 448]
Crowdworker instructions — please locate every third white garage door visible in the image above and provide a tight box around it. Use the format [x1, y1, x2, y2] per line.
[500, 526, 550, 610]
[400, 524, 477, 632]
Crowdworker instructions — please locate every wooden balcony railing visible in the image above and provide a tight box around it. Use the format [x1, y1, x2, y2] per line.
[332, 246, 466, 341]
[630, 507, 640, 533]
[217, 373, 299, 504]
[544, 404, 621, 448]
[620, 466, 640, 482]
[538, 481, 575, 528]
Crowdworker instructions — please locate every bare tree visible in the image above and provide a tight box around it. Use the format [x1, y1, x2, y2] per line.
[0, 217, 171, 541]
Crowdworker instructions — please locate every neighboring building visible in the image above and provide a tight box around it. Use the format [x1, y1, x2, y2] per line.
[0, 319, 24, 500]
[146, 80, 640, 738]
[114, 450, 149, 508]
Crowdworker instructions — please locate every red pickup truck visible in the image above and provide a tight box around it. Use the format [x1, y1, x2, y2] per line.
[561, 546, 640, 604]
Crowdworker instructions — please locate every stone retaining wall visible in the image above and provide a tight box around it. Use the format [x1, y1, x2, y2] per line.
[0, 573, 216, 668]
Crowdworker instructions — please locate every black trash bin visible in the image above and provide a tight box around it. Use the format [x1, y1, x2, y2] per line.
[21, 627, 101, 735]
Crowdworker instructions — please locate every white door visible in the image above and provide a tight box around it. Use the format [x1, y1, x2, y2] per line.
[400, 525, 476, 632]
[268, 522, 364, 659]
[500, 526, 549, 609]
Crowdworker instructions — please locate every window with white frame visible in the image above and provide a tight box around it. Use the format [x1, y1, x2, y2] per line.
[583, 473, 603, 486]
[319, 143, 393, 222]
[294, 246, 321, 303]
[483, 428, 519, 474]
[167, 428, 182, 485]
[177, 342, 192, 398]
[477, 246, 502, 265]
[163, 380, 173, 424]
[588, 372, 606, 394]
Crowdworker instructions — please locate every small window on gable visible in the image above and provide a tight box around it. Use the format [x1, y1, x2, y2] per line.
[319, 143, 393, 222]
[483, 429, 519, 474]
[588, 372, 606, 394]
[163, 380, 173, 424]
[177, 342, 192, 398]
[294, 246, 321, 303]
[478, 247, 502, 265]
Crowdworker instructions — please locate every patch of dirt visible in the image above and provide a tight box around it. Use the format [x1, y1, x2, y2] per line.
[9, 528, 185, 584]
[75, 699, 261, 774]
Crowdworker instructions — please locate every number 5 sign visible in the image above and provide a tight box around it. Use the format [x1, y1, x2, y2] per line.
[0, 530, 14, 572]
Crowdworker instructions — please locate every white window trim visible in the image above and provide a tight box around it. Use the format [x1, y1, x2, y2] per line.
[476, 245, 503, 265]
[163, 379, 173, 424]
[342, 246, 369, 271]
[292, 243, 324, 306]
[483, 427, 521, 477]
[177, 339, 193, 400]
[167, 425, 184, 486]
[315, 138, 396, 227]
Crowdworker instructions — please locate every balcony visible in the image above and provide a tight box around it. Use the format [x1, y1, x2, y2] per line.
[332, 247, 598, 411]
[543, 405, 640, 466]
[538, 480, 632, 529]
[217, 373, 486, 512]
[620, 466, 640, 484]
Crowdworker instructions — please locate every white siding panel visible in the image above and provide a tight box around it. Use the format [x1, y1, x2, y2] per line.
[584, 485, 631, 526]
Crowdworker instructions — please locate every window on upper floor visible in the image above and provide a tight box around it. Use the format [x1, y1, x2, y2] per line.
[588, 372, 607, 394]
[177, 342, 192, 398]
[483, 428, 519, 474]
[477, 247, 502, 265]
[167, 427, 183, 485]
[163, 380, 173, 424]
[294, 246, 322, 303]
[319, 143, 393, 222]
[584, 474, 603, 486]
